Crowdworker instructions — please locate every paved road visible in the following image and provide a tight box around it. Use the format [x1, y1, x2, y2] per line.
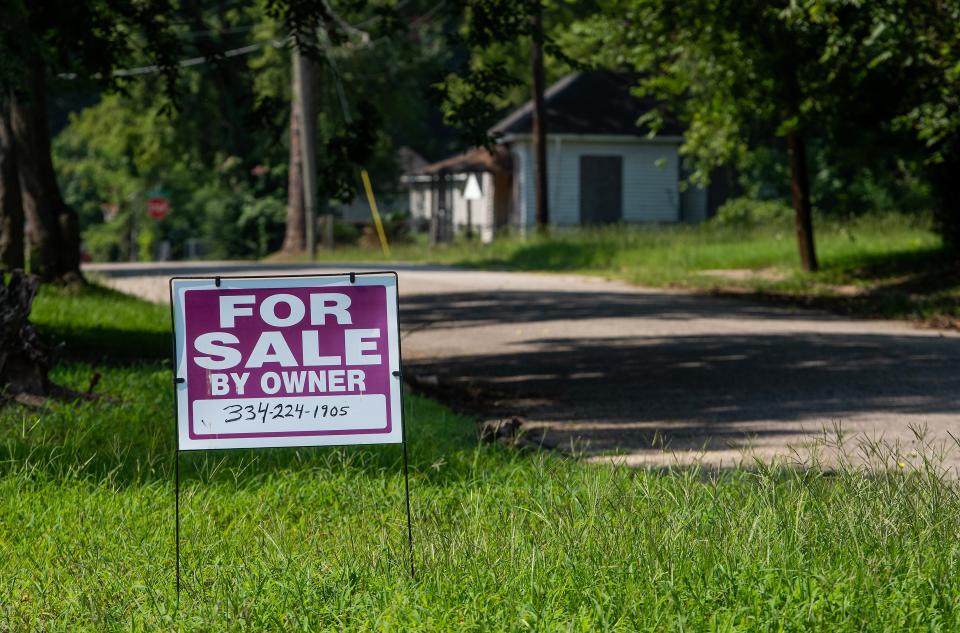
[86, 261, 960, 469]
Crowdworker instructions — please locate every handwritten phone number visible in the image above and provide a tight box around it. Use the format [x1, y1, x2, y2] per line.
[222, 402, 350, 424]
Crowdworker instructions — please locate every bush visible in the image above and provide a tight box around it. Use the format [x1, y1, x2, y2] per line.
[713, 197, 793, 228]
[333, 221, 361, 245]
[237, 196, 287, 258]
[82, 219, 128, 262]
[383, 211, 411, 241]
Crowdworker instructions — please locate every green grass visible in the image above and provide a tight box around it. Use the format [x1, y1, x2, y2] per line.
[298, 212, 958, 323]
[3, 285, 960, 630]
[30, 283, 171, 361]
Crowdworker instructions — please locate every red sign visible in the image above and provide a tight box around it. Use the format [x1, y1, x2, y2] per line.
[170, 274, 403, 451]
[147, 196, 170, 220]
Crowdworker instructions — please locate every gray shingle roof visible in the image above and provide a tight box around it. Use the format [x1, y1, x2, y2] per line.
[490, 71, 682, 137]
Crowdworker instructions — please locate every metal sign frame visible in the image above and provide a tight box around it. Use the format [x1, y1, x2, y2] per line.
[167, 270, 413, 607]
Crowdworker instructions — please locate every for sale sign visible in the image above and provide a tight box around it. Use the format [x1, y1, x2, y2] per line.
[170, 273, 402, 451]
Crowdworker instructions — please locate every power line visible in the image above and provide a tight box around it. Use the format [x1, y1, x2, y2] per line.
[57, 39, 286, 80]
[56, 0, 448, 82]
[183, 24, 259, 38]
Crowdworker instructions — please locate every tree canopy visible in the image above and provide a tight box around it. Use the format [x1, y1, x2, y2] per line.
[2, 0, 960, 275]
[551, 0, 960, 266]
[6, 1, 459, 266]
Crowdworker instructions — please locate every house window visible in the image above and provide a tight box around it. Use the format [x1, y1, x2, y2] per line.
[579, 155, 623, 224]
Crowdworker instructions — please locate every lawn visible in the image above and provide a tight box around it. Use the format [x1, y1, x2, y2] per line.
[293, 212, 959, 325]
[2, 284, 960, 630]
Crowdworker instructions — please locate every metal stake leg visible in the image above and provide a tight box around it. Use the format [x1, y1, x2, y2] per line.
[402, 437, 414, 579]
[175, 450, 180, 608]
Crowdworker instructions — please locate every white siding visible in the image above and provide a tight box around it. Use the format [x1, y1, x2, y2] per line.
[409, 185, 431, 222]
[512, 136, 682, 227]
[548, 136, 578, 224]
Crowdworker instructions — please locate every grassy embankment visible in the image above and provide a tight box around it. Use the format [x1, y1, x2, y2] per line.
[294, 212, 958, 325]
[3, 283, 960, 630]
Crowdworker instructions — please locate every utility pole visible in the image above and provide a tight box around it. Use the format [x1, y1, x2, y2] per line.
[281, 62, 305, 254]
[294, 48, 318, 259]
[530, 0, 549, 234]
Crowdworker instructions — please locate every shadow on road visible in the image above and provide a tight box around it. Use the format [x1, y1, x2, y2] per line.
[400, 289, 835, 329]
[401, 290, 960, 455]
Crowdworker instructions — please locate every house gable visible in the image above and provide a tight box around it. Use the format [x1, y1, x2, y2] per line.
[490, 71, 683, 139]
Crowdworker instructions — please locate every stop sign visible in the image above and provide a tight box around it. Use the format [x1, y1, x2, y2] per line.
[147, 196, 170, 220]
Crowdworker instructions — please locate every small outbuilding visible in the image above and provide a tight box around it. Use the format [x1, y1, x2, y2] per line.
[403, 71, 731, 241]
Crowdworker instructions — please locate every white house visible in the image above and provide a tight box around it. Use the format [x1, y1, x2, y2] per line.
[403, 71, 731, 241]
[403, 146, 512, 242]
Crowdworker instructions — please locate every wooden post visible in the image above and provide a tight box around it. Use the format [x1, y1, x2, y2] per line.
[786, 129, 818, 272]
[466, 199, 473, 239]
[530, 0, 549, 234]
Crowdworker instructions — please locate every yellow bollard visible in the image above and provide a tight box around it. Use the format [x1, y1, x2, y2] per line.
[360, 169, 391, 258]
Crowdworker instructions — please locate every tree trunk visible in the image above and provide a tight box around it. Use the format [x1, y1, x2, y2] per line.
[9, 61, 82, 282]
[786, 129, 818, 272]
[929, 141, 960, 252]
[0, 98, 24, 271]
[0, 271, 53, 396]
[282, 56, 306, 254]
[295, 49, 321, 256]
[530, 0, 549, 234]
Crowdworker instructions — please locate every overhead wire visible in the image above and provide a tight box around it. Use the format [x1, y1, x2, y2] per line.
[183, 24, 259, 38]
[56, 0, 447, 81]
[57, 38, 287, 80]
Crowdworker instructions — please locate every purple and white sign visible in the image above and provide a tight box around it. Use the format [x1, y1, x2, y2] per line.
[170, 274, 402, 451]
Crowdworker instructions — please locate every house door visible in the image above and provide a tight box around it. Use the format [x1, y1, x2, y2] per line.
[579, 155, 623, 224]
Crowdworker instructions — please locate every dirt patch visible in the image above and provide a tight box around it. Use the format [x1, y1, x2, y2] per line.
[698, 268, 789, 282]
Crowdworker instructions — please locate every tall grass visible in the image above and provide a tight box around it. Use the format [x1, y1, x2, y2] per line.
[301, 212, 956, 321]
[1, 285, 959, 630]
[308, 212, 940, 281]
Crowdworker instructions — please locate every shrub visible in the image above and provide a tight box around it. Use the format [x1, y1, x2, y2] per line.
[383, 211, 411, 241]
[333, 221, 361, 245]
[82, 219, 128, 262]
[714, 197, 793, 228]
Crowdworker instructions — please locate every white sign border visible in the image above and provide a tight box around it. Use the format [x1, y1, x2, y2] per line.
[170, 272, 403, 451]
